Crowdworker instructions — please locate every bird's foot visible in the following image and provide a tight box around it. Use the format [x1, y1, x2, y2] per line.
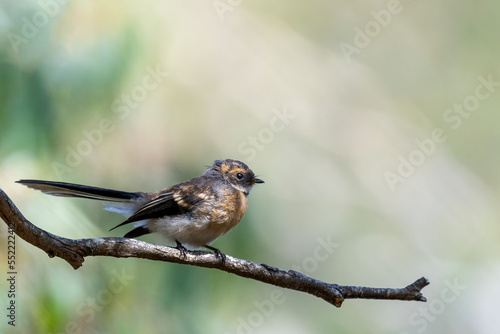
[175, 240, 188, 259]
[204, 245, 226, 263]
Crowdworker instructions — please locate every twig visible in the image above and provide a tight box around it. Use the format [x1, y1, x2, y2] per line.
[0, 188, 428, 307]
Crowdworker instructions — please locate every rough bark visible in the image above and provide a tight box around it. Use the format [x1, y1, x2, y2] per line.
[0, 188, 428, 307]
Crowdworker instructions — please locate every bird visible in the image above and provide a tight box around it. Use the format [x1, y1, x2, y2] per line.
[17, 159, 264, 261]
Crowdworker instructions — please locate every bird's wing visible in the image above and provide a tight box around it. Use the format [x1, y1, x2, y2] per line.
[110, 184, 209, 230]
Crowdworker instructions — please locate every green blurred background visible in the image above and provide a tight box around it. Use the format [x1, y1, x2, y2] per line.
[1, 0, 500, 333]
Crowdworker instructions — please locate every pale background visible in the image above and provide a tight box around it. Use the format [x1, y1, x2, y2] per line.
[1, 1, 499, 333]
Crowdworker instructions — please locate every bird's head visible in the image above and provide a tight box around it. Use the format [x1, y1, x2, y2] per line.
[206, 159, 264, 195]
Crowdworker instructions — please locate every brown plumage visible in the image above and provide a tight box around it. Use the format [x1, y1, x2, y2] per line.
[17, 159, 264, 261]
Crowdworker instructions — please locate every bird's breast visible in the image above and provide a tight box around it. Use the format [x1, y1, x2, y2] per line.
[208, 188, 248, 233]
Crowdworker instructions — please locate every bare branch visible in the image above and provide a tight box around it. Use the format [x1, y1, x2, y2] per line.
[0, 188, 428, 307]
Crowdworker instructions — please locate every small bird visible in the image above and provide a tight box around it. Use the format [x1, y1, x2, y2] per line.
[17, 159, 264, 261]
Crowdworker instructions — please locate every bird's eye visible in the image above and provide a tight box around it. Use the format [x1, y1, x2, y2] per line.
[236, 173, 244, 180]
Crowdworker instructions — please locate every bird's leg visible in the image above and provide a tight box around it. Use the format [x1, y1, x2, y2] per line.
[204, 245, 226, 263]
[175, 240, 188, 258]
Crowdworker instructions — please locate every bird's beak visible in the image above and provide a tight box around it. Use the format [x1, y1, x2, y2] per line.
[253, 178, 265, 184]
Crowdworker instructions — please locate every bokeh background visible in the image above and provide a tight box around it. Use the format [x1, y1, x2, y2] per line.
[1, 1, 499, 333]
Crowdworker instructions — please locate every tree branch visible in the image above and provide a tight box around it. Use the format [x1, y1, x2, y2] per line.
[0, 188, 428, 307]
